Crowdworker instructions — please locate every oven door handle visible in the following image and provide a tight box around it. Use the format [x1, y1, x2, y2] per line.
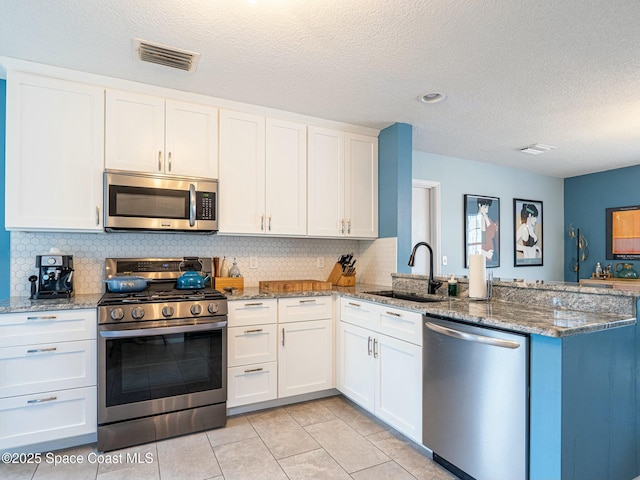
[99, 320, 227, 338]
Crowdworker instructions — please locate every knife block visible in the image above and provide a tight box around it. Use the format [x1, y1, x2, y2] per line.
[327, 263, 356, 286]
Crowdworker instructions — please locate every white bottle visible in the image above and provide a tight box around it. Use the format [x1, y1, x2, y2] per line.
[220, 257, 229, 277]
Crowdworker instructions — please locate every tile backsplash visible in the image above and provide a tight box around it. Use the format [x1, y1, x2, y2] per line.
[10, 232, 396, 297]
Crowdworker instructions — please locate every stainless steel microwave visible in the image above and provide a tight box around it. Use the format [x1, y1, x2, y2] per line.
[104, 170, 218, 233]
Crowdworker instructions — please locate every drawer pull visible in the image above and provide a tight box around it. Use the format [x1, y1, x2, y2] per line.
[348, 302, 361, 308]
[299, 299, 316, 304]
[26, 315, 57, 321]
[244, 328, 264, 334]
[244, 367, 264, 374]
[385, 311, 402, 317]
[244, 302, 264, 307]
[26, 347, 57, 354]
[27, 396, 57, 405]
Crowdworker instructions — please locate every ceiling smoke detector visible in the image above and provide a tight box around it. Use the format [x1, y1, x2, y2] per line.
[133, 38, 201, 72]
[519, 143, 556, 155]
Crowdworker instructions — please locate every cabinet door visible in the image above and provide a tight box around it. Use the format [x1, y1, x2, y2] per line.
[228, 324, 277, 367]
[279, 319, 333, 398]
[307, 126, 344, 237]
[345, 133, 378, 238]
[218, 110, 266, 234]
[5, 73, 104, 231]
[265, 118, 307, 235]
[105, 89, 165, 173]
[337, 322, 375, 412]
[165, 100, 218, 178]
[375, 333, 422, 442]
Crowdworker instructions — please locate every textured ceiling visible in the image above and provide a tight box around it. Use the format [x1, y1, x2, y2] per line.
[2, 0, 640, 178]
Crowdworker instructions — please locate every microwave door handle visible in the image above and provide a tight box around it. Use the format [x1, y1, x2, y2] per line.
[189, 184, 196, 227]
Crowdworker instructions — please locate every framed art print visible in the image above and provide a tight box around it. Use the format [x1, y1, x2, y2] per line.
[514, 198, 543, 266]
[464, 194, 500, 268]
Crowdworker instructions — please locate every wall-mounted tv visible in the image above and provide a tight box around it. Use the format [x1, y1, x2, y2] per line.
[606, 205, 640, 260]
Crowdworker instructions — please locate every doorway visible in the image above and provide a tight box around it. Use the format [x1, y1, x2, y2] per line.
[411, 180, 441, 276]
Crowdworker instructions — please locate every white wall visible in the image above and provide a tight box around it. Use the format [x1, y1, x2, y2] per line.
[413, 151, 564, 281]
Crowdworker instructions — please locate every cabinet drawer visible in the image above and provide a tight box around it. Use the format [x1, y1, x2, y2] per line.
[0, 309, 96, 347]
[0, 339, 97, 398]
[372, 304, 422, 346]
[228, 299, 277, 327]
[340, 298, 377, 330]
[228, 324, 277, 367]
[278, 296, 333, 323]
[0, 386, 97, 450]
[227, 362, 277, 408]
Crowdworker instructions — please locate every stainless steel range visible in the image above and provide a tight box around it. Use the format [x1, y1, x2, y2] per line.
[97, 257, 227, 452]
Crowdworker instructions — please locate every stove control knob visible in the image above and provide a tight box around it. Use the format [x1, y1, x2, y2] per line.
[162, 306, 175, 317]
[131, 307, 145, 320]
[110, 308, 125, 321]
[190, 304, 202, 315]
[208, 303, 219, 314]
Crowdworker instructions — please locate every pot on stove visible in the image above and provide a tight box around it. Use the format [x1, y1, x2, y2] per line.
[176, 270, 211, 289]
[104, 276, 148, 293]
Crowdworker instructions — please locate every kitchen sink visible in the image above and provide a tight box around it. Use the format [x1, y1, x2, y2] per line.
[364, 290, 447, 303]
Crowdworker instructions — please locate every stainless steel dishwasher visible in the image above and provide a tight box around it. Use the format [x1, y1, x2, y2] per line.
[422, 316, 528, 480]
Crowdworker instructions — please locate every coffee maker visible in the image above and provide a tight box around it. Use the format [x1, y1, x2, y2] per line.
[33, 254, 74, 298]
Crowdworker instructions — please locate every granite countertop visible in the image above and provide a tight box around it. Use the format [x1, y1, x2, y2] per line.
[0, 293, 104, 314]
[0, 285, 635, 338]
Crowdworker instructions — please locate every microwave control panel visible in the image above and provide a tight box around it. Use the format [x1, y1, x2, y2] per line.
[196, 192, 216, 220]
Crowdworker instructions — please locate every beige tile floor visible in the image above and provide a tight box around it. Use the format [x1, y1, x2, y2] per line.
[1, 395, 457, 480]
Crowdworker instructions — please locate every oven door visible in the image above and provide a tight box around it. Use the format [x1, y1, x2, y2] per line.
[98, 318, 227, 425]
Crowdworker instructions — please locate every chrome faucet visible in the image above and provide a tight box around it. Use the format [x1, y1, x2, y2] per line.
[408, 242, 442, 295]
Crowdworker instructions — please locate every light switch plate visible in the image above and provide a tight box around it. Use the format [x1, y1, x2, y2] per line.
[249, 257, 258, 269]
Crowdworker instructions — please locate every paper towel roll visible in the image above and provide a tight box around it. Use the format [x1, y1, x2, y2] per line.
[469, 254, 487, 299]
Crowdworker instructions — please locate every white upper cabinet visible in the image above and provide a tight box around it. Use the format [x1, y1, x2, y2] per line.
[105, 89, 218, 178]
[219, 110, 307, 235]
[308, 127, 378, 238]
[5, 72, 105, 232]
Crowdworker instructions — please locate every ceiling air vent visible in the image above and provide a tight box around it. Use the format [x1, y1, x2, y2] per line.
[133, 38, 201, 72]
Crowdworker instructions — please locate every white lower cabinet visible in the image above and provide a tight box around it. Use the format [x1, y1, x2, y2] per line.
[0, 309, 97, 451]
[227, 296, 334, 408]
[338, 298, 423, 443]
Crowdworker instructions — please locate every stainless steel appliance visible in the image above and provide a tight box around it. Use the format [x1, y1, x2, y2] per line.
[104, 170, 218, 233]
[423, 316, 529, 480]
[34, 254, 74, 298]
[97, 257, 227, 452]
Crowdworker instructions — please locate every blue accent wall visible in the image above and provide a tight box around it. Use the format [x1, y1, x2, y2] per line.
[564, 165, 640, 281]
[0, 79, 9, 300]
[378, 123, 412, 273]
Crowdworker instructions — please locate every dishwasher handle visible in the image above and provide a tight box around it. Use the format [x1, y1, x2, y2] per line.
[425, 321, 521, 349]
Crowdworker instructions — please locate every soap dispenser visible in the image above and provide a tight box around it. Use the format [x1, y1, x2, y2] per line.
[447, 274, 458, 297]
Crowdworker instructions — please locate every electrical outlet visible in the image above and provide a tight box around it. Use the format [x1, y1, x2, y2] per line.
[317, 257, 325, 268]
[442, 255, 448, 266]
[249, 257, 258, 269]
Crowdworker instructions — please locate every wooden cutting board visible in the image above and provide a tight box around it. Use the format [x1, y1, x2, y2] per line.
[259, 280, 332, 292]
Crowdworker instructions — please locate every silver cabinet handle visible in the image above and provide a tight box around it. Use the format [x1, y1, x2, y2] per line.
[367, 336, 372, 356]
[341, 219, 345, 234]
[261, 214, 265, 231]
[168, 151, 172, 172]
[27, 315, 57, 321]
[299, 299, 316, 304]
[373, 338, 379, 358]
[244, 367, 264, 374]
[385, 311, 402, 317]
[158, 151, 162, 171]
[347, 302, 361, 308]
[27, 396, 57, 405]
[268, 214, 272, 231]
[27, 347, 57, 354]
[425, 322, 521, 349]
[282, 328, 285, 347]
[244, 328, 264, 334]
[347, 219, 351, 234]
[96, 206, 100, 226]
[244, 302, 264, 307]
